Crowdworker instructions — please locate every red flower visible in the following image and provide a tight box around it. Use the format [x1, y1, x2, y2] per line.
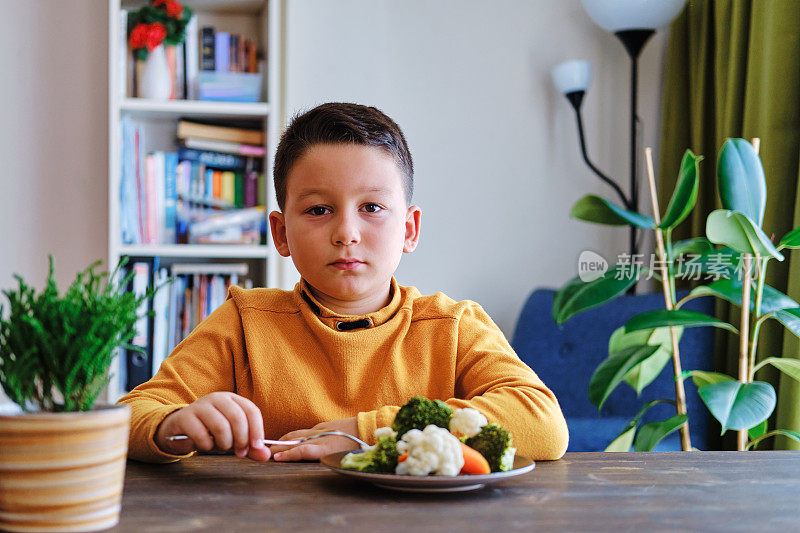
[130, 22, 166, 51]
[145, 22, 167, 50]
[153, 0, 184, 19]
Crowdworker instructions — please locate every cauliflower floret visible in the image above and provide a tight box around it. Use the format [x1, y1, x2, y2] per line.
[374, 426, 397, 440]
[449, 408, 488, 439]
[395, 424, 464, 476]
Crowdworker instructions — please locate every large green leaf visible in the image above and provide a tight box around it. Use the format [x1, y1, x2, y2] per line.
[748, 420, 768, 440]
[589, 345, 661, 411]
[698, 380, 776, 433]
[624, 309, 738, 335]
[671, 237, 714, 258]
[772, 308, 800, 338]
[674, 246, 740, 281]
[706, 209, 783, 260]
[603, 399, 675, 452]
[570, 194, 656, 229]
[683, 370, 735, 388]
[717, 138, 767, 227]
[686, 279, 798, 316]
[634, 414, 688, 452]
[553, 265, 642, 324]
[608, 326, 682, 395]
[659, 150, 702, 229]
[755, 357, 800, 384]
[779, 226, 800, 249]
[605, 427, 636, 452]
[746, 429, 800, 450]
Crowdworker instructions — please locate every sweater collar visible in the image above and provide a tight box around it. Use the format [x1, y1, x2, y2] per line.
[293, 277, 403, 331]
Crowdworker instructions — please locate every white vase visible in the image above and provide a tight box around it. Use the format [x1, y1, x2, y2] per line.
[140, 44, 171, 100]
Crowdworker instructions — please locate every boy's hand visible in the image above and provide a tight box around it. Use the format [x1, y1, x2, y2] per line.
[154, 392, 271, 462]
[271, 417, 360, 461]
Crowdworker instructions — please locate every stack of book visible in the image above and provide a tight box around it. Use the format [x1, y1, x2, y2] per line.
[119, 118, 267, 246]
[119, 261, 251, 391]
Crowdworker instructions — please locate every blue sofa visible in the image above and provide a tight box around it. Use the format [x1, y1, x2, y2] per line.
[511, 289, 716, 452]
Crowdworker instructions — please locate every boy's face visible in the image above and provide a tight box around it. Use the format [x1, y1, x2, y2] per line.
[269, 144, 420, 312]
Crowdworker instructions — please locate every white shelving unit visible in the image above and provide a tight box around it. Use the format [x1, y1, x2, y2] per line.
[106, 0, 292, 403]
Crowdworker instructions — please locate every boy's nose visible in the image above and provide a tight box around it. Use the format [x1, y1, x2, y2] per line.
[332, 214, 360, 246]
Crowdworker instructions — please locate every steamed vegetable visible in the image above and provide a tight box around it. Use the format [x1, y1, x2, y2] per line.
[465, 423, 516, 472]
[340, 436, 399, 473]
[391, 396, 453, 438]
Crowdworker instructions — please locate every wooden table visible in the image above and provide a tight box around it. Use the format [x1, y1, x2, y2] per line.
[114, 451, 800, 532]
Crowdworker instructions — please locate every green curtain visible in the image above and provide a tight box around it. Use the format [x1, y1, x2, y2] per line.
[658, 0, 800, 450]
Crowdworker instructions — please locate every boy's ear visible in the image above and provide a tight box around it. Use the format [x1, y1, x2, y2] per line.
[269, 211, 291, 257]
[403, 205, 421, 253]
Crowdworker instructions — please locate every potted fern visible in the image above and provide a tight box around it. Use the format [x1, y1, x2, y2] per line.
[0, 257, 150, 532]
[553, 138, 800, 452]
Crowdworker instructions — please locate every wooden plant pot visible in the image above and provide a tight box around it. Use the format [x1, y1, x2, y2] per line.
[0, 404, 131, 532]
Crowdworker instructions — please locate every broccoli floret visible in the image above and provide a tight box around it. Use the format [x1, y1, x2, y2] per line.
[391, 396, 453, 438]
[464, 423, 516, 472]
[340, 436, 399, 473]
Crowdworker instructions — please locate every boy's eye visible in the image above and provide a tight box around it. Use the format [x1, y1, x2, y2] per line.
[362, 203, 384, 213]
[306, 206, 330, 216]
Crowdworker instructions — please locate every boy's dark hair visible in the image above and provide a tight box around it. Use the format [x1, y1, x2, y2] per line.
[273, 103, 414, 210]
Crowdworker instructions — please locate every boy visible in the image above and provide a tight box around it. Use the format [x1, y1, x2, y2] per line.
[118, 103, 569, 463]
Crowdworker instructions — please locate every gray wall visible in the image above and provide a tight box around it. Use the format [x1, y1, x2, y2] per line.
[0, 1, 669, 409]
[284, 0, 668, 334]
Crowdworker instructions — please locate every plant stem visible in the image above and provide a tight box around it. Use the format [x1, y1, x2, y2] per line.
[748, 257, 768, 382]
[738, 254, 753, 451]
[645, 147, 691, 451]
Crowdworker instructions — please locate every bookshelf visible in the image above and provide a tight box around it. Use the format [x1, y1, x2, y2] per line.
[106, 0, 292, 403]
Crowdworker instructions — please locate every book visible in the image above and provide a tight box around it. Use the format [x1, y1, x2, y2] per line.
[234, 173, 244, 208]
[151, 267, 170, 373]
[177, 120, 264, 146]
[126, 261, 152, 391]
[184, 137, 266, 157]
[215, 32, 230, 72]
[221, 171, 235, 205]
[153, 151, 166, 244]
[201, 26, 215, 71]
[177, 146, 263, 172]
[185, 15, 199, 99]
[164, 152, 178, 244]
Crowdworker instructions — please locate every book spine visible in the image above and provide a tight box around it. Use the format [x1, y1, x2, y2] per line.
[154, 151, 166, 245]
[205, 168, 214, 202]
[230, 34, 239, 72]
[151, 267, 169, 373]
[175, 42, 185, 99]
[201, 27, 215, 71]
[244, 170, 257, 208]
[164, 152, 178, 244]
[127, 261, 152, 391]
[221, 171, 236, 205]
[145, 154, 157, 245]
[135, 127, 147, 241]
[186, 16, 199, 99]
[234, 172, 244, 208]
[215, 32, 230, 73]
[246, 39, 256, 73]
[183, 137, 267, 157]
[213, 170, 222, 200]
[176, 146, 257, 171]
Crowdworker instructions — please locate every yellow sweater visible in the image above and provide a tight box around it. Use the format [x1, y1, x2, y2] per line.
[118, 278, 569, 463]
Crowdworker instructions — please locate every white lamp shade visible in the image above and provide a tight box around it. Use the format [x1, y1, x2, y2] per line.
[581, 0, 687, 32]
[552, 60, 592, 95]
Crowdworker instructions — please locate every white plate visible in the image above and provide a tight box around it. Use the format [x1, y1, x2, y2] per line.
[320, 451, 535, 493]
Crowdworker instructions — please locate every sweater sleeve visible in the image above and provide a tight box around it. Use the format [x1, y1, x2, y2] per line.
[116, 297, 245, 463]
[448, 302, 569, 460]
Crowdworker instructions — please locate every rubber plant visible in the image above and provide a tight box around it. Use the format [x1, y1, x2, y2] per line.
[552, 138, 800, 451]
[0, 257, 152, 412]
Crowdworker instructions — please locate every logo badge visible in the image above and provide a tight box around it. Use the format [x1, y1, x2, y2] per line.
[578, 250, 608, 282]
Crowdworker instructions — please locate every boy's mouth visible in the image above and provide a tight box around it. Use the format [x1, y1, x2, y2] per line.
[330, 259, 365, 270]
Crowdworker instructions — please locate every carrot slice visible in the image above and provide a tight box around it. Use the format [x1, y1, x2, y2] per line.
[398, 454, 408, 463]
[460, 442, 491, 475]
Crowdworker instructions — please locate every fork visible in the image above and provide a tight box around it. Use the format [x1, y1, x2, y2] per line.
[167, 430, 371, 450]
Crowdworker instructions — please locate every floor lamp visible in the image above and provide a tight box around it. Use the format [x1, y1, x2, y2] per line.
[552, 0, 687, 259]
